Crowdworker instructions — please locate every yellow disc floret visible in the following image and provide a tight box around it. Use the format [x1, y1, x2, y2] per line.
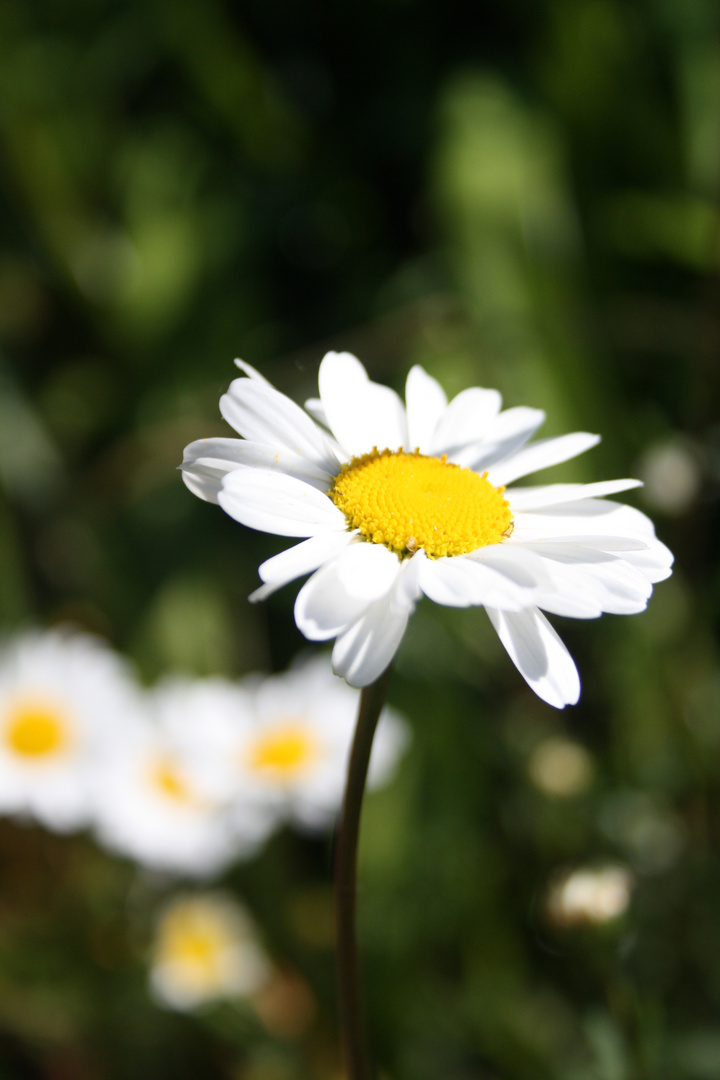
[330, 449, 513, 558]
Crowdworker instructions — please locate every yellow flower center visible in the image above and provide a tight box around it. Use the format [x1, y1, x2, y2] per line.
[248, 724, 317, 781]
[159, 911, 224, 987]
[171, 929, 219, 971]
[151, 760, 197, 805]
[330, 449, 513, 558]
[5, 699, 69, 759]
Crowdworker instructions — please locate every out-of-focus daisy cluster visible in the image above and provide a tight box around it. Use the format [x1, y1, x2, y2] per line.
[0, 625, 410, 877]
[0, 624, 410, 1011]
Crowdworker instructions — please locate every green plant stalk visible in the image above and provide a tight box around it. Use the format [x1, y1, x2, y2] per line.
[333, 664, 393, 1080]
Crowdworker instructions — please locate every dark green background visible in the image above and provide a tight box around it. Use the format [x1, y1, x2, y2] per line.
[0, 0, 718, 1077]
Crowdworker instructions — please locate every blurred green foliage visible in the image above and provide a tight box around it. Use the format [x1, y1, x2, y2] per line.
[0, 0, 719, 1077]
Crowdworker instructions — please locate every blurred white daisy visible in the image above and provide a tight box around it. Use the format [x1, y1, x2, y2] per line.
[93, 678, 274, 877]
[0, 627, 140, 832]
[546, 865, 634, 927]
[150, 891, 271, 1011]
[210, 655, 410, 832]
[182, 353, 673, 707]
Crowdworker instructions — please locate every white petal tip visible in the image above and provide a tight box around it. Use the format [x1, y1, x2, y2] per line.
[232, 358, 271, 384]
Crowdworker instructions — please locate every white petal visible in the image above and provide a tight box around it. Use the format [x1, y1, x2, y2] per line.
[233, 358, 273, 385]
[486, 606, 580, 708]
[405, 366, 448, 453]
[530, 535, 649, 551]
[512, 499, 658, 543]
[429, 387, 502, 456]
[181, 437, 334, 496]
[295, 543, 402, 640]
[565, 560, 651, 615]
[488, 432, 600, 486]
[417, 550, 532, 610]
[218, 470, 346, 537]
[331, 605, 409, 687]
[331, 558, 420, 686]
[318, 351, 408, 458]
[508, 478, 643, 511]
[181, 438, 249, 502]
[182, 437, 244, 467]
[512, 543, 652, 616]
[181, 461, 230, 503]
[618, 537, 674, 583]
[300, 398, 345, 461]
[513, 540, 642, 569]
[529, 590, 603, 619]
[481, 542, 653, 617]
[249, 531, 358, 602]
[304, 397, 328, 426]
[395, 547, 424, 607]
[473, 545, 602, 618]
[451, 407, 546, 470]
[221, 378, 339, 474]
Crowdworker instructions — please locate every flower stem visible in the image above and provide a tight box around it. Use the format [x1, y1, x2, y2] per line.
[334, 665, 393, 1080]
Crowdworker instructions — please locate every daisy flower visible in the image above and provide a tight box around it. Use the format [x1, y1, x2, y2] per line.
[208, 655, 410, 832]
[0, 627, 141, 832]
[546, 865, 634, 927]
[149, 891, 271, 1011]
[93, 678, 274, 877]
[181, 352, 673, 707]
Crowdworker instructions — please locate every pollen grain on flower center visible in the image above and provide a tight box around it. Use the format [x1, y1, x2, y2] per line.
[330, 449, 513, 558]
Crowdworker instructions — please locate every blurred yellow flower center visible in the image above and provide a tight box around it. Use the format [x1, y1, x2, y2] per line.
[330, 449, 513, 558]
[249, 725, 316, 780]
[152, 761, 196, 804]
[5, 700, 69, 759]
[170, 930, 219, 975]
[160, 913, 223, 986]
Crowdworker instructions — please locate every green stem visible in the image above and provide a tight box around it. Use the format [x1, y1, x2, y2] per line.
[334, 665, 393, 1080]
